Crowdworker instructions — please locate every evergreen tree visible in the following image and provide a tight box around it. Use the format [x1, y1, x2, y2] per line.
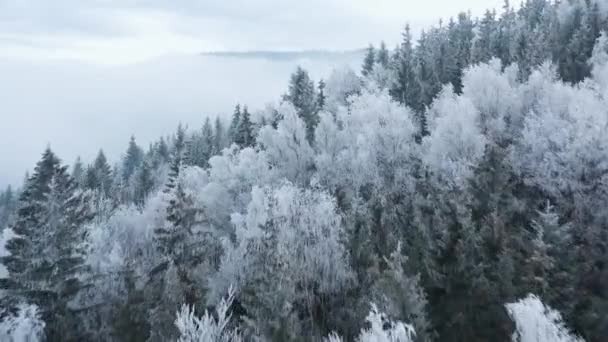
[377, 41, 390, 68]
[472, 10, 498, 64]
[0, 185, 16, 230]
[71, 157, 85, 188]
[122, 136, 144, 182]
[235, 106, 254, 148]
[202, 117, 214, 164]
[317, 79, 326, 111]
[284, 66, 318, 142]
[362, 44, 376, 77]
[228, 104, 241, 145]
[213, 116, 226, 155]
[157, 137, 170, 164]
[134, 159, 154, 206]
[390, 24, 421, 109]
[188, 118, 215, 168]
[93, 150, 112, 196]
[165, 124, 186, 193]
[151, 182, 206, 339]
[0, 148, 93, 341]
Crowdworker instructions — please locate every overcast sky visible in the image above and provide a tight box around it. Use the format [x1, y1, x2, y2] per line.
[0, 0, 505, 65]
[0, 0, 506, 188]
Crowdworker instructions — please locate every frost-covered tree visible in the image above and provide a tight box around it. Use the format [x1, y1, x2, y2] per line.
[1, 148, 93, 341]
[122, 136, 144, 182]
[235, 106, 254, 148]
[377, 41, 390, 68]
[284, 66, 319, 142]
[175, 287, 242, 342]
[362, 44, 376, 77]
[85, 149, 113, 196]
[326, 304, 416, 342]
[505, 294, 584, 342]
[390, 24, 421, 110]
[210, 183, 353, 339]
[257, 104, 315, 185]
[0, 303, 45, 342]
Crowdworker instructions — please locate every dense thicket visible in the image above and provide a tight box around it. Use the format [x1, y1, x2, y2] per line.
[1, 0, 608, 341]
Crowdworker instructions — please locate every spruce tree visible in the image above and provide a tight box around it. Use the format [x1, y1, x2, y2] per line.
[362, 44, 376, 77]
[213, 116, 225, 155]
[284, 66, 318, 142]
[71, 157, 85, 188]
[201, 117, 214, 165]
[93, 150, 113, 196]
[228, 104, 241, 145]
[317, 79, 326, 112]
[236, 106, 254, 148]
[390, 24, 421, 108]
[134, 159, 154, 206]
[377, 41, 390, 68]
[122, 136, 144, 182]
[157, 137, 170, 164]
[165, 124, 186, 193]
[1, 147, 93, 341]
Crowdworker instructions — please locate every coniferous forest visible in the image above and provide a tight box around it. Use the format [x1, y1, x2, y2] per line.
[1, 0, 608, 341]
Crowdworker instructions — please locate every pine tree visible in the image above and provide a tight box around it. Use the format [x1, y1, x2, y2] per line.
[377, 41, 390, 68]
[228, 104, 241, 145]
[134, 159, 154, 206]
[157, 137, 170, 164]
[362, 44, 376, 77]
[213, 116, 225, 155]
[236, 106, 254, 148]
[0, 147, 93, 341]
[202, 117, 214, 165]
[284, 66, 319, 142]
[472, 10, 498, 64]
[317, 79, 326, 111]
[93, 150, 113, 196]
[122, 136, 144, 182]
[152, 182, 206, 339]
[0, 185, 16, 230]
[165, 125, 186, 193]
[71, 157, 85, 188]
[390, 24, 421, 109]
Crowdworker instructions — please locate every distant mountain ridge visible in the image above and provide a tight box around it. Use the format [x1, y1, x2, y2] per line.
[201, 49, 365, 61]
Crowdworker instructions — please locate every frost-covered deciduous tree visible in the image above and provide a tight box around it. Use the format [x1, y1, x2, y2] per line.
[210, 183, 353, 339]
[423, 84, 487, 190]
[324, 66, 362, 114]
[0, 303, 45, 342]
[175, 287, 242, 342]
[257, 104, 315, 186]
[325, 304, 416, 342]
[371, 243, 431, 341]
[505, 294, 584, 342]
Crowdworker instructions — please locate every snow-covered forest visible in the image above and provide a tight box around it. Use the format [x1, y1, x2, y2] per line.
[1, 0, 608, 341]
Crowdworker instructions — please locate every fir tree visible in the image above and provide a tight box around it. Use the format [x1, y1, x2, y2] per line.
[157, 137, 170, 164]
[236, 106, 254, 148]
[213, 116, 226, 155]
[228, 104, 241, 145]
[362, 44, 376, 77]
[93, 150, 113, 196]
[0, 147, 93, 341]
[317, 79, 326, 111]
[377, 41, 390, 68]
[134, 159, 154, 206]
[165, 124, 186, 193]
[71, 157, 85, 188]
[390, 24, 421, 109]
[122, 136, 144, 182]
[284, 66, 319, 143]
